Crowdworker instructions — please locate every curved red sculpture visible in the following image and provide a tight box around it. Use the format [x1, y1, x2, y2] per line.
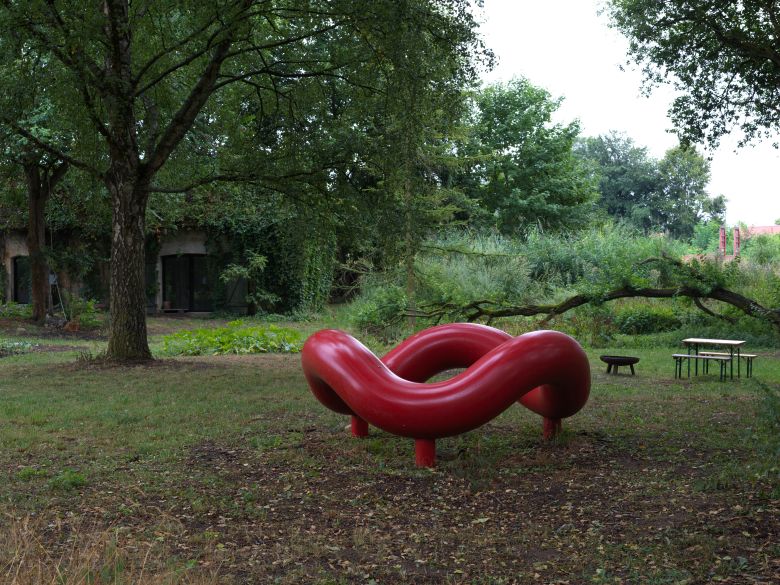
[301, 323, 590, 467]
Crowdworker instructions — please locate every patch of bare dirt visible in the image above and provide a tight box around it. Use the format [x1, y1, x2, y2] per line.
[10, 429, 776, 584]
[66, 356, 225, 372]
[0, 317, 104, 340]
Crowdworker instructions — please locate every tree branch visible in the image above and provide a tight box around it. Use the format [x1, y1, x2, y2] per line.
[412, 285, 780, 333]
[149, 159, 350, 193]
[692, 296, 736, 324]
[141, 35, 234, 179]
[47, 160, 70, 191]
[132, 9, 235, 93]
[2, 120, 102, 177]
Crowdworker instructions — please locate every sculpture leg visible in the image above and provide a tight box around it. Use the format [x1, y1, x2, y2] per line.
[543, 417, 562, 440]
[415, 439, 436, 467]
[351, 415, 369, 437]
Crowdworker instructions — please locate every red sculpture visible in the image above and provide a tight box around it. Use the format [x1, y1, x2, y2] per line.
[302, 323, 590, 467]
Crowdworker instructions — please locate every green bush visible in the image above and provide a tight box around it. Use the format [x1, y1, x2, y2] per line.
[416, 233, 536, 309]
[161, 321, 303, 356]
[742, 234, 780, 266]
[0, 302, 32, 318]
[62, 293, 105, 329]
[557, 304, 617, 347]
[0, 339, 36, 356]
[612, 303, 682, 334]
[348, 283, 408, 336]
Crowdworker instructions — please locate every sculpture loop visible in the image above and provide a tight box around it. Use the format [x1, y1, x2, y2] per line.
[302, 323, 590, 466]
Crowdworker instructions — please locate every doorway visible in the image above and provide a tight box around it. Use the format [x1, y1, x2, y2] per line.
[161, 254, 213, 312]
[11, 256, 31, 304]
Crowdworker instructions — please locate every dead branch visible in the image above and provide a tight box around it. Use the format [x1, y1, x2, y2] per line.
[408, 285, 780, 333]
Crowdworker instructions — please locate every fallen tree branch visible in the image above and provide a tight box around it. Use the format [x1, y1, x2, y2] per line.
[409, 285, 780, 333]
[692, 297, 737, 324]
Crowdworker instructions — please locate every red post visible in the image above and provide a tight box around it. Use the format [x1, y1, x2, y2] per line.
[415, 439, 436, 467]
[543, 417, 562, 440]
[733, 227, 741, 257]
[719, 226, 726, 255]
[351, 415, 369, 437]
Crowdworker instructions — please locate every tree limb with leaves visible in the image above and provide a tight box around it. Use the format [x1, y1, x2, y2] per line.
[607, 0, 780, 147]
[414, 257, 780, 333]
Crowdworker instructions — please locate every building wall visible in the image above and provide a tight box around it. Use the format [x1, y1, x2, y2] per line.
[2, 228, 247, 312]
[2, 232, 28, 303]
[747, 225, 780, 237]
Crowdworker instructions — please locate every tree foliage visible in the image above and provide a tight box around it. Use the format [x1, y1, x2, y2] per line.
[0, 31, 76, 320]
[350, 226, 780, 336]
[575, 132, 657, 227]
[607, 0, 780, 146]
[455, 78, 598, 234]
[655, 146, 723, 239]
[576, 133, 725, 238]
[0, 0, 488, 359]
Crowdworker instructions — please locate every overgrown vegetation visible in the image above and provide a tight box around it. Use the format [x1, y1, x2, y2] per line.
[160, 321, 303, 356]
[0, 302, 32, 319]
[348, 225, 780, 344]
[0, 338, 35, 356]
[61, 293, 104, 330]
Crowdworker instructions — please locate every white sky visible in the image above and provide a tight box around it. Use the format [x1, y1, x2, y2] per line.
[477, 0, 780, 227]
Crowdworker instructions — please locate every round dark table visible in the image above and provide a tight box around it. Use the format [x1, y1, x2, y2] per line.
[599, 355, 639, 375]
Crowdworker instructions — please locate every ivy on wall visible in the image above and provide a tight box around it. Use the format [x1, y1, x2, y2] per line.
[263, 217, 336, 314]
[1, 179, 339, 314]
[204, 211, 336, 315]
[0, 233, 5, 300]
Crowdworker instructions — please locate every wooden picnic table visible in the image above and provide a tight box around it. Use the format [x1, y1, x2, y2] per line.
[681, 338, 745, 379]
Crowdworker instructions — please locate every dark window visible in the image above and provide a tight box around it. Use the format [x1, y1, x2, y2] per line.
[161, 254, 213, 312]
[12, 256, 31, 304]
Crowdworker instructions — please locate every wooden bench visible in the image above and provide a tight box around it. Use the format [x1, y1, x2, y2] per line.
[672, 354, 731, 381]
[699, 352, 757, 378]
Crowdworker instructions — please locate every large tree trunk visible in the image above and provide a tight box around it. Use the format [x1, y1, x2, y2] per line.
[100, 0, 233, 360]
[106, 172, 152, 360]
[22, 161, 69, 322]
[102, 0, 152, 361]
[25, 166, 49, 322]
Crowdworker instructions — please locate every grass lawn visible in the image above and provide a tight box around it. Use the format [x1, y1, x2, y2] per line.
[0, 315, 778, 584]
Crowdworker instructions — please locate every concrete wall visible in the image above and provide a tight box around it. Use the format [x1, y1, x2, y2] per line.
[2, 232, 28, 303]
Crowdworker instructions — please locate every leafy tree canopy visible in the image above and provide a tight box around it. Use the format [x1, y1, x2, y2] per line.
[576, 133, 725, 239]
[574, 132, 657, 224]
[607, 0, 780, 147]
[455, 78, 599, 235]
[0, 0, 489, 359]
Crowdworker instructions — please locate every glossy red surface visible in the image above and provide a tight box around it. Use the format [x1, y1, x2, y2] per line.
[302, 323, 591, 466]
